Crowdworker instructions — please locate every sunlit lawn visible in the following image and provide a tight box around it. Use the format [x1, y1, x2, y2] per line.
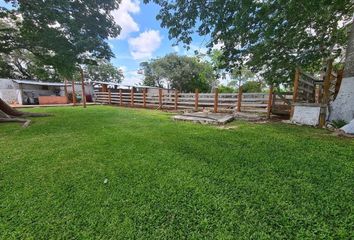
[0, 106, 353, 239]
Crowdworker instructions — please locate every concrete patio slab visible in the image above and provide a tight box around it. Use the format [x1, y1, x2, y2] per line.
[173, 112, 234, 125]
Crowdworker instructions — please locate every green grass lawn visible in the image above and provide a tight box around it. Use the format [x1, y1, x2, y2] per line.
[1, 106, 353, 239]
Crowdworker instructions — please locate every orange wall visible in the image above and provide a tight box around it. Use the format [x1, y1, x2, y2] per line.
[39, 96, 68, 105]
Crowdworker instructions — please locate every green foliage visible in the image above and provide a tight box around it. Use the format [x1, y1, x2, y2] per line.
[0, 49, 61, 81]
[218, 85, 235, 93]
[141, 53, 217, 92]
[0, 57, 11, 77]
[86, 62, 124, 83]
[140, 61, 164, 87]
[331, 119, 348, 129]
[2, 0, 120, 78]
[241, 81, 263, 93]
[0, 106, 353, 238]
[146, 0, 353, 85]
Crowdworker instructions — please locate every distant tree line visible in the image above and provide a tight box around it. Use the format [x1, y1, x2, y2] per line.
[140, 53, 218, 93]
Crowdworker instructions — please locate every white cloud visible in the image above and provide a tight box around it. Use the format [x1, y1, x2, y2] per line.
[112, 0, 140, 39]
[128, 30, 162, 60]
[117, 66, 144, 85]
[122, 70, 144, 85]
[172, 46, 180, 53]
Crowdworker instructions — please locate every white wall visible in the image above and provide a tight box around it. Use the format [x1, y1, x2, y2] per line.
[0, 79, 95, 104]
[0, 79, 18, 104]
[292, 105, 321, 126]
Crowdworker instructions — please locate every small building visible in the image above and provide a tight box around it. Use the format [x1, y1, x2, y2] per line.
[0, 78, 94, 105]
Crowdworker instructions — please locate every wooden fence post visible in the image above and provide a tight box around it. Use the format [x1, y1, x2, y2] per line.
[194, 89, 199, 111]
[174, 90, 178, 110]
[108, 89, 112, 105]
[72, 80, 76, 106]
[119, 89, 122, 106]
[290, 68, 300, 118]
[80, 68, 87, 108]
[131, 87, 134, 107]
[102, 84, 108, 92]
[64, 79, 69, 103]
[267, 85, 273, 119]
[143, 88, 147, 108]
[237, 86, 243, 112]
[214, 88, 219, 113]
[159, 88, 163, 109]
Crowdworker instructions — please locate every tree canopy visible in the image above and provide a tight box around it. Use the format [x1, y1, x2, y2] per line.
[85, 61, 124, 83]
[1, 0, 121, 79]
[141, 53, 217, 92]
[146, 0, 354, 85]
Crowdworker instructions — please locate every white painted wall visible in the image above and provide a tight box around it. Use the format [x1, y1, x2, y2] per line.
[330, 77, 354, 122]
[292, 105, 321, 126]
[0, 79, 18, 103]
[0, 79, 94, 104]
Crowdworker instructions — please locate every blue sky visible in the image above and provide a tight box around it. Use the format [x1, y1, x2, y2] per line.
[107, 0, 208, 85]
[0, 0, 210, 85]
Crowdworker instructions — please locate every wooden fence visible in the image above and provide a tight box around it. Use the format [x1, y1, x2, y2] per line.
[94, 88, 290, 116]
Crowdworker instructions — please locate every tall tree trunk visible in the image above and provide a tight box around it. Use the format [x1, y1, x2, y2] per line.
[330, 20, 354, 122]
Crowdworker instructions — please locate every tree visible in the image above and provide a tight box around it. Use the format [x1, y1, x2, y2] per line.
[227, 68, 257, 89]
[145, 0, 353, 85]
[330, 21, 354, 122]
[85, 62, 124, 83]
[218, 85, 235, 93]
[141, 53, 216, 92]
[0, 0, 121, 126]
[240, 81, 263, 93]
[0, 49, 61, 80]
[140, 61, 164, 88]
[0, 10, 62, 80]
[3, 0, 120, 78]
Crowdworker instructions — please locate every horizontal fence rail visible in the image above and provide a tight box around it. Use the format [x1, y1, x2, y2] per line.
[94, 88, 293, 115]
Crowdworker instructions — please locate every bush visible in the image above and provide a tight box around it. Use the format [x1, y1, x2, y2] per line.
[331, 119, 347, 128]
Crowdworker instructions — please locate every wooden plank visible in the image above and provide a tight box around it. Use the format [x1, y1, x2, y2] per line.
[275, 92, 291, 105]
[241, 103, 268, 107]
[80, 68, 87, 108]
[301, 71, 320, 82]
[159, 88, 163, 109]
[131, 87, 134, 107]
[119, 89, 122, 106]
[299, 78, 315, 87]
[298, 85, 315, 94]
[194, 89, 199, 111]
[72, 80, 76, 106]
[267, 85, 273, 119]
[175, 91, 178, 110]
[108, 89, 112, 104]
[237, 86, 242, 112]
[214, 88, 219, 113]
[102, 84, 108, 92]
[143, 88, 147, 108]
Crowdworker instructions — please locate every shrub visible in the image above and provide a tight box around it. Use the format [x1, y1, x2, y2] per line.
[331, 119, 347, 128]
